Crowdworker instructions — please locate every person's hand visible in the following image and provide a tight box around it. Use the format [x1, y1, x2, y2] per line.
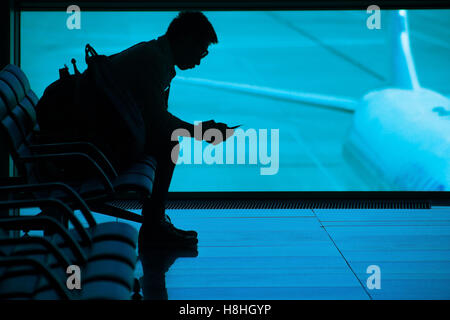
[203, 121, 235, 145]
[194, 120, 216, 141]
[201, 120, 217, 132]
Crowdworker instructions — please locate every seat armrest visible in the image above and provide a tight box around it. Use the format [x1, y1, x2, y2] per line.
[0, 183, 97, 228]
[20, 153, 115, 194]
[0, 216, 87, 264]
[0, 176, 27, 186]
[0, 236, 72, 267]
[29, 142, 118, 179]
[0, 199, 92, 246]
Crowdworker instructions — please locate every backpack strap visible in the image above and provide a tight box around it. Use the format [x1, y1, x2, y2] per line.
[85, 44, 98, 64]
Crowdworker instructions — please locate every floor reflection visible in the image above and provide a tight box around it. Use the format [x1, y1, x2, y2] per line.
[138, 246, 198, 300]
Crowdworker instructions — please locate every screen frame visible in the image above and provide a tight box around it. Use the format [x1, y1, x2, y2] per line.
[15, 0, 450, 11]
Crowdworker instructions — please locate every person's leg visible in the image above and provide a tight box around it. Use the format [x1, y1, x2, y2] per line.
[142, 138, 179, 223]
[139, 132, 197, 248]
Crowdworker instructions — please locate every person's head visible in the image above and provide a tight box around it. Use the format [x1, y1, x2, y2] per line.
[166, 11, 218, 70]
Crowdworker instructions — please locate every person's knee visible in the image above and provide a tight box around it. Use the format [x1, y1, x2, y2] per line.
[161, 138, 179, 153]
[147, 139, 179, 161]
[169, 141, 180, 164]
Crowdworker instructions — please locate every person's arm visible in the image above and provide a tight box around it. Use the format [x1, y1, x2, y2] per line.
[143, 80, 233, 142]
[166, 113, 221, 141]
[166, 112, 196, 138]
[167, 113, 235, 145]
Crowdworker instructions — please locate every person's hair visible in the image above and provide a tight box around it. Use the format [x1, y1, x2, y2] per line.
[166, 11, 218, 45]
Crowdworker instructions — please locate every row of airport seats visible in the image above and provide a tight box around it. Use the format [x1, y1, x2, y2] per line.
[0, 64, 157, 222]
[0, 183, 140, 299]
[0, 64, 157, 299]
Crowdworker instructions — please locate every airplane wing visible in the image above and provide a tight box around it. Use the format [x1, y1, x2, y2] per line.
[174, 76, 358, 113]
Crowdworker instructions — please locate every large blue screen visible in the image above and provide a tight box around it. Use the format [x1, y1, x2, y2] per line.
[21, 10, 450, 191]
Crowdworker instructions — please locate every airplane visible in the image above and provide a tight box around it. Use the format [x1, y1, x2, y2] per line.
[174, 10, 450, 191]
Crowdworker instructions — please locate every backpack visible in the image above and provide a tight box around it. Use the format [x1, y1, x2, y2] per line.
[36, 44, 146, 172]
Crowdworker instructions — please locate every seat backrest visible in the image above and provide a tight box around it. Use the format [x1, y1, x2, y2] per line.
[0, 65, 39, 133]
[0, 72, 25, 103]
[0, 65, 55, 182]
[0, 79, 18, 113]
[26, 90, 39, 106]
[3, 65, 39, 128]
[0, 81, 32, 148]
[3, 64, 31, 93]
[0, 96, 7, 122]
[0, 107, 33, 176]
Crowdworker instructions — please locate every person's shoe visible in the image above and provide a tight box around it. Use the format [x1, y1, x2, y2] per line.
[164, 214, 198, 238]
[138, 220, 198, 250]
[142, 202, 198, 238]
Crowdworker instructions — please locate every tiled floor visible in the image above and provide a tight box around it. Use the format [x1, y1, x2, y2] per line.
[128, 206, 450, 300]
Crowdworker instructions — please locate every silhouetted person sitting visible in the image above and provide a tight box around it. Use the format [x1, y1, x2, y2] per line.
[108, 11, 235, 248]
